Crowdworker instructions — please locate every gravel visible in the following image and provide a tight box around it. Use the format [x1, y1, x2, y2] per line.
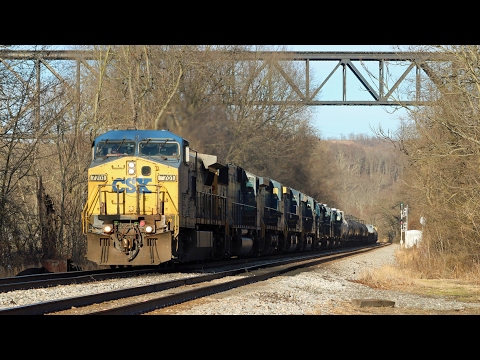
[148, 243, 480, 315]
[0, 272, 200, 310]
[2, 243, 480, 314]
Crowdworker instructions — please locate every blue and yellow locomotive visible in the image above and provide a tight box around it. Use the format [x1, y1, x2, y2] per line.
[82, 129, 377, 267]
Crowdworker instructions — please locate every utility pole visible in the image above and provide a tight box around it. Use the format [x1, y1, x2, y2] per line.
[400, 203, 408, 248]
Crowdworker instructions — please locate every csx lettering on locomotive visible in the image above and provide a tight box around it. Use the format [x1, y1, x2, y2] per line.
[112, 177, 152, 193]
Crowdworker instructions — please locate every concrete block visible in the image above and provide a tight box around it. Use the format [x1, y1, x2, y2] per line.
[352, 299, 395, 308]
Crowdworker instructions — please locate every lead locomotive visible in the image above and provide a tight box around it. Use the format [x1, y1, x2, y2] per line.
[82, 129, 377, 267]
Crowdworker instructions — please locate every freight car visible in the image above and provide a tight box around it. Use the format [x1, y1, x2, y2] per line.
[82, 129, 377, 268]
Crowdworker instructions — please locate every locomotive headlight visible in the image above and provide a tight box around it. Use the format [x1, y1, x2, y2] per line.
[128, 161, 135, 175]
[103, 224, 114, 234]
[145, 225, 154, 233]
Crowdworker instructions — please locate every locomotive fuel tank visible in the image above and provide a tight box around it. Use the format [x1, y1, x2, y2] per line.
[231, 233, 254, 256]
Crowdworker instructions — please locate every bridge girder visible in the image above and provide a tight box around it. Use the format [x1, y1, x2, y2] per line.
[0, 49, 450, 106]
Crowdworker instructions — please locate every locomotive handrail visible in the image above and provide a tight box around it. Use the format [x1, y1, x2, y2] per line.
[231, 201, 257, 228]
[196, 191, 227, 224]
[160, 185, 179, 237]
[263, 206, 282, 228]
[231, 202, 256, 208]
[82, 184, 102, 234]
[83, 183, 172, 217]
[264, 206, 282, 215]
[83, 180, 182, 238]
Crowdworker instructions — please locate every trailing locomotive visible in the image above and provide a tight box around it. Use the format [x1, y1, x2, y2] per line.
[82, 129, 377, 267]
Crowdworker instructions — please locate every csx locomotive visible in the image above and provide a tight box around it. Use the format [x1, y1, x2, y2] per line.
[82, 129, 378, 268]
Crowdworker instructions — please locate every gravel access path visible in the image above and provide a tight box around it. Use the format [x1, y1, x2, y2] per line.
[146, 243, 480, 315]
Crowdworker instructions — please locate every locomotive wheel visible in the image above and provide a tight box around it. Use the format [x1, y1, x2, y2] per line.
[213, 234, 227, 260]
[109, 265, 125, 269]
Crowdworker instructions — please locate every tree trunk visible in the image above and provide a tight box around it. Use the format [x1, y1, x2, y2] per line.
[37, 176, 57, 259]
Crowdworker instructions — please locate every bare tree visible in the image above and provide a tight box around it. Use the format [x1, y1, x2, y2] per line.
[0, 45, 71, 271]
[375, 45, 480, 272]
[80, 45, 318, 187]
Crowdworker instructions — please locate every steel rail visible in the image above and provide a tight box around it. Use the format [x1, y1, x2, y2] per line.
[0, 267, 162, 293]
[0, 267, 157, 285]
[0, 242, 377, 292]
[89, 244, 387, 315]
[0, 243, 386, 315]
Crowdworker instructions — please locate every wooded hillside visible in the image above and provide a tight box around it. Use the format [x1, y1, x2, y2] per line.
[317, 135, 403, 242]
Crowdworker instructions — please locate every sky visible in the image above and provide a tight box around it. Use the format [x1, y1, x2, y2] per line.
[285, 45, 410, 139]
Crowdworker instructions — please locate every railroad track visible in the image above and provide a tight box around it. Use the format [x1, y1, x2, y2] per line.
[0, 244, 377, 292]
[0, 252, 302, 292]
[0, 243, 388, 315]
[0, 266, 163, 293]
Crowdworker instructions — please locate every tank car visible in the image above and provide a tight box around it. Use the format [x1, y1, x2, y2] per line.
[82, 129, 377, 268]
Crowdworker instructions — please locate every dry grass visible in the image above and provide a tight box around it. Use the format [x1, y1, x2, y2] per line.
[396, 245, 480, 283]
[355, 264, 418, 289]
[354, 246, 480, 304]
[308, 300, 480, 315]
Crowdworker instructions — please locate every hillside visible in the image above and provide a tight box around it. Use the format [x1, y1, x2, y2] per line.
[319, 136, 403, 242]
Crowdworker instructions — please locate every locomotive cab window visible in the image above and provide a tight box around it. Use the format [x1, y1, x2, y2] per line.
[140, 141, 179, 158]
[95, 140, 135, 159]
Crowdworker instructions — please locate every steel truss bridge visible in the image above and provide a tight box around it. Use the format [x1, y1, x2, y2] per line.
[0, 49, 449, 106]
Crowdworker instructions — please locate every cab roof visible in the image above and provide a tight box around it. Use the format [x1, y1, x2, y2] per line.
[94, 129, 185, 144]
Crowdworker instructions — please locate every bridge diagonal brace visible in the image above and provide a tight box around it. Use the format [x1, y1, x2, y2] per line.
[384, 62, 415, 99]
[0, 58, 29, 87]
[310, 61, 342, 100]
[272, 60, 306, 100]
[344, 59, 379, 101]
[80, 59, 99, 77]
[39, 58, 73, 91]
[416, 61, 445, 90]
[240, 60, 268, 98]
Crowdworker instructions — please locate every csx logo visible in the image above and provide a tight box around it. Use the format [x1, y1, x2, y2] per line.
[112, 178, 152, 193]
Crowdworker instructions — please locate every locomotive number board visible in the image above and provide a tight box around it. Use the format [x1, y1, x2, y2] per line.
[158, 174, 177, 181]
[90, 174, 107, 181]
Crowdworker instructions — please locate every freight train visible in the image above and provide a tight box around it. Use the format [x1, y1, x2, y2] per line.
[82, 129, 378, 268]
